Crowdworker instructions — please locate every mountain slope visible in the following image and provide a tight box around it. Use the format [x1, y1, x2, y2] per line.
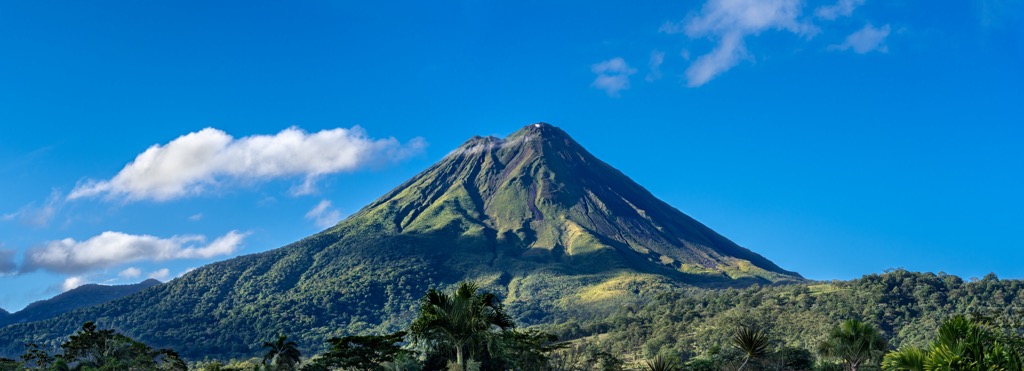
[0, 123, 799, 359]
[0, 279, 162, 328]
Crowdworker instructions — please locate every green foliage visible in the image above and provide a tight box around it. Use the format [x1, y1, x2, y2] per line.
[303, 331, 408, 371]
[19, 342, 53, 370]
[494, 330, 566, 371]
[781, 346, 816, 371]
[26, 321, 188, 371]
[262, 335, 301, 371]
[547, 269, 1024, 367]
[882, 315, 1024, 371]
[817, 319, 887, 371]
[546, 344, 624, 371]
[410, 281, 514, 370]
[881, 346, 926, 371]
[732, 325, 771, 370]
[645, 354, 682, 371]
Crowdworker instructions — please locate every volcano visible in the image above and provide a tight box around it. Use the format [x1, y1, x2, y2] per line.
[0, 123, 800, 359]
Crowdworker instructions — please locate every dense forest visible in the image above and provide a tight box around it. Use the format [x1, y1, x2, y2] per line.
[1, 269, 1021, 370]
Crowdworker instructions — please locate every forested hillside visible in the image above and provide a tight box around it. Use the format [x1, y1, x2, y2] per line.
[0, 279, 161, 328]
[544, 269, 1023, 364]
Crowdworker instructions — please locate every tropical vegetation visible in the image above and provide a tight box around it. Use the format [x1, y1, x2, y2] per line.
[1, 272, 1023, 370]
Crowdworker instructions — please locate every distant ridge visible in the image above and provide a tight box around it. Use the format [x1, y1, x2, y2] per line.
[0, 279, 161, 327]
[0, 123, 799, 359]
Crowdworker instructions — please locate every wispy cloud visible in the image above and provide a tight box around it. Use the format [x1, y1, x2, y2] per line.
[815, 0, 866, 20]
[646, 50, 666, 82]
[148, 268, 170, 281]
[658, 0, 876, 86]
[591, 57, 637, 97]
[663, 0, 818, 87]
[68, 126, 426, 202]
[980, 0, 1024, 27]
[305, 200, 342, 229]
[118, 267, 142, 279]
[23, 230, 246, 274]
[830, 24, 891, 53]
[2, 190, 63, 227]
[188, 213, 203, 221]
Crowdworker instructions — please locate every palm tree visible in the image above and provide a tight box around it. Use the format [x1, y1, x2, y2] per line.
[410, 281, 515, 371]
[817, 319, 887, 371]
[882, 315, 1024, 371]
[644, 354, 680, 371]
[731, 325, 771, 371]
[881, 346, 926, 371]
[262, 335, 301, 370]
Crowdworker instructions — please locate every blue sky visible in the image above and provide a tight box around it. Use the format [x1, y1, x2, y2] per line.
[1, 0, 1021, 311]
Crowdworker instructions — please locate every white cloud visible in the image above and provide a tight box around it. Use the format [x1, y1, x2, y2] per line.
[148, 268, 170, 281]
[305, 200, 342, 229]
[666, 0, 818, 87]
[188, 213, 203, 221]
[815, 0, 865, 20]
[685, 32, 749, 87]
[24, 230, 246, 274]
[118, 267, 142, 279]
[646, 50, 666, 82]
[591, 57, 637, 97]
[68, 126, 426, 202]
[62, 276, 89, 292]
[830, 23, 891, 53]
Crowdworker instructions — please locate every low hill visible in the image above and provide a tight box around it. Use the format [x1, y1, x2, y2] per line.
[0, 279, 162, 328]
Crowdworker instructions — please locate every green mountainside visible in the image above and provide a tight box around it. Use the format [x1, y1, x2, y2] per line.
[0, 123, 800, 359]
[0, 279, 161, 328]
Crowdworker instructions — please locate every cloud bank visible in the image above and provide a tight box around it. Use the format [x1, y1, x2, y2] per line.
[68, 126, 426, 202]
[24, 230, 246, 274]
[591, 57, 637, 97]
